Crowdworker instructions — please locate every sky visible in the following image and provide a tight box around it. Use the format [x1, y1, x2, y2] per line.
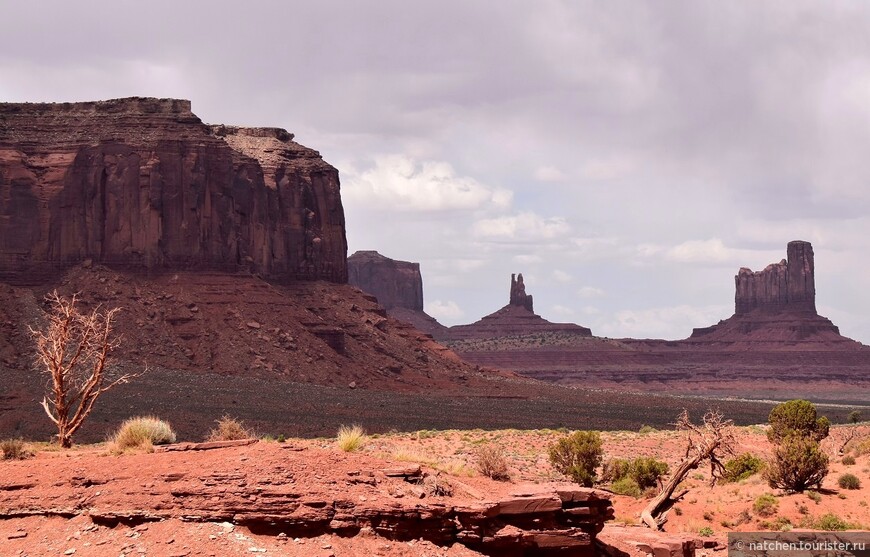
[4, 1, 870, 341]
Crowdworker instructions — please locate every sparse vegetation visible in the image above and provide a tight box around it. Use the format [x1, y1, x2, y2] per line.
[1, 438, 33, 460]
[31, 291, 135, 448]
[806, 490, 822, 504]
[475, 444, 511, 481]
[765, 400, 829, 492]
[842, 455, 856, 466]
[111, 416, 176, 451]
[610, 477, 642, 497]
[723, 452, 765, 482]
[752, 493, 779, 517]
[848, 410, 862, 424]
[602, 456, 668, 490]
[638, 425, 656, 434]
[838, 473, 861, 490]
[548, 430, 603, 487]
[698, 526, 714, 537]
[814, 513, 852, 531]
[208, 415, 255, 441]
[336, 424, 367, 452]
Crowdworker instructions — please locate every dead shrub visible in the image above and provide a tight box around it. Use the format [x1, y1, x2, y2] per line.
[208, 415, 255, 441]
[475, 444, 511, 481]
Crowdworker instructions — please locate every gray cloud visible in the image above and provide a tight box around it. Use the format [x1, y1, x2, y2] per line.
[5, 1, 870, 340]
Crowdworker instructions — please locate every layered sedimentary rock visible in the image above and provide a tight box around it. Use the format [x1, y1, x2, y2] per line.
[347, 250, 447, 336]
[735, 240, 816, 314]
[447, 274, 592, 340]
[690, 241, 840, 341]
[0, 97, 347, 284]
[347, 251, 423, 310]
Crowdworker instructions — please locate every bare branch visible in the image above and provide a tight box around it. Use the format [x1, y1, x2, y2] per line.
[30, 290, 136, 448]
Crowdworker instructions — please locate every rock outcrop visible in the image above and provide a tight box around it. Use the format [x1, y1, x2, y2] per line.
[0, 97, 347, 285]
[447, 274, 592, 340]
[348, 251, 423, 311]
[509, 273, 534, 312]
[0, 441, 614, 557]
[690, 241, 841, 341]
[347, 250, 447, 337]
[735, 240, 816, 314]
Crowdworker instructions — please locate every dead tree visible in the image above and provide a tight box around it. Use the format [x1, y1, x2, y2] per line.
[641, 410, 736, 530]
[30, 291, 133, 448]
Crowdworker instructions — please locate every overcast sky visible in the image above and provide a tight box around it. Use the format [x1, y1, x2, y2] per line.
[4, 1, 870, 341]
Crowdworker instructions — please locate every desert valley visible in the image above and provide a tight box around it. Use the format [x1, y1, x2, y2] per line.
[1, 97, 869, 556]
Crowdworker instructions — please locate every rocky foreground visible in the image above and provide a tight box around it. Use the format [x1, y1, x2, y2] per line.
[3, 425, 868, 556]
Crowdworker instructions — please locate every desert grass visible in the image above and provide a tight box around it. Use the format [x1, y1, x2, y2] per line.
[111, 416, 176, 452]
[208, 415, 255, 441]
[0, 438, 33, 460]
[337, 424, 367, 452]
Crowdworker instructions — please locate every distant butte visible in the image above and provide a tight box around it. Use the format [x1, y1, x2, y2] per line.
[687, 240, 844, 344]
[346, 250, 446, 336]
[445, 273, 592, 340]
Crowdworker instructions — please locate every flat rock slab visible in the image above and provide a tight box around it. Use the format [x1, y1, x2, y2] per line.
[154, 439, 258, 452]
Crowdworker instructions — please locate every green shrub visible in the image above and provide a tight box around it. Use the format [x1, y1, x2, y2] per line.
[208, 416, 255, 441]
[753, 493, 779, 517]
[765, 436, 829, 492]
[638, 425, 656, 434]
[816, 513, 849, 531]
[601, 456, 668, 489]
[723, 452, 765, 482]
[842, 455, 856, 466]
[112, 416, 176, 450]
[698, 527, 714, 537]
[610, 477, 642, 497]
[767, 400, 830, 443]
[838, 473, 861, 490]
[0, 438, 33, 460]
[548, 430, 603, 487]
[476, 444, 511, 481]
[336, 424, 367, 452]
[848, 410, 862, 424]
[806, 490, 822, 503]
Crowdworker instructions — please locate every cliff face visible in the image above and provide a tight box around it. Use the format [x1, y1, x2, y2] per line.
[347, 250, 423, 311]
[690, 241, 841, 341]
[0, 98, 347, 284]
[735, 240, 815, 314]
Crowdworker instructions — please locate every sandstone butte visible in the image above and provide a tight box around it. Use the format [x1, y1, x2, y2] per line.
[0, 97, 347, 284]
[1, 98, 557, 444]
[355, 244, 870, 400]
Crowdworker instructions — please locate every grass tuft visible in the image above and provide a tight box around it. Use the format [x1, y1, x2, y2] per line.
[111, 416, 176, 452]
[208, 416, 255, 441]
[1, 438, 33, 460]
[337, 424, 367, 452]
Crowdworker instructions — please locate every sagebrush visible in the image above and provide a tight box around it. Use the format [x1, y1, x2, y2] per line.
[475, 444, 511, 481]
[548, 430, 602, 487]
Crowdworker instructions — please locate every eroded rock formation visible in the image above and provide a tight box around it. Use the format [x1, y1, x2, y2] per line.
[347, 251, 423, 311]
[509, 273, 534, 312]
[735, 240, 816, 314]
[447, 273, 592, 340]
[0, 97, 347, 284]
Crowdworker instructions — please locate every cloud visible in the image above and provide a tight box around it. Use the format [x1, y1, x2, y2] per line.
[596, 304, 731, 340]
[578, 286, 605, 298]
[472, 212, 571, 241]
[550, 304, 575, 317]
[426, 300, 464, 320]
[342, 155, 512, 212]
[553, 270, 572, 283]
[534, 165, 566, 182]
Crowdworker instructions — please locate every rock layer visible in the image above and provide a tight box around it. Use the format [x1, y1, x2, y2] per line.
[0, 97, 347, 284]
[735, 240, 815, 314]
[347, 251, 423, 311]
[447, 274, 592, 340]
